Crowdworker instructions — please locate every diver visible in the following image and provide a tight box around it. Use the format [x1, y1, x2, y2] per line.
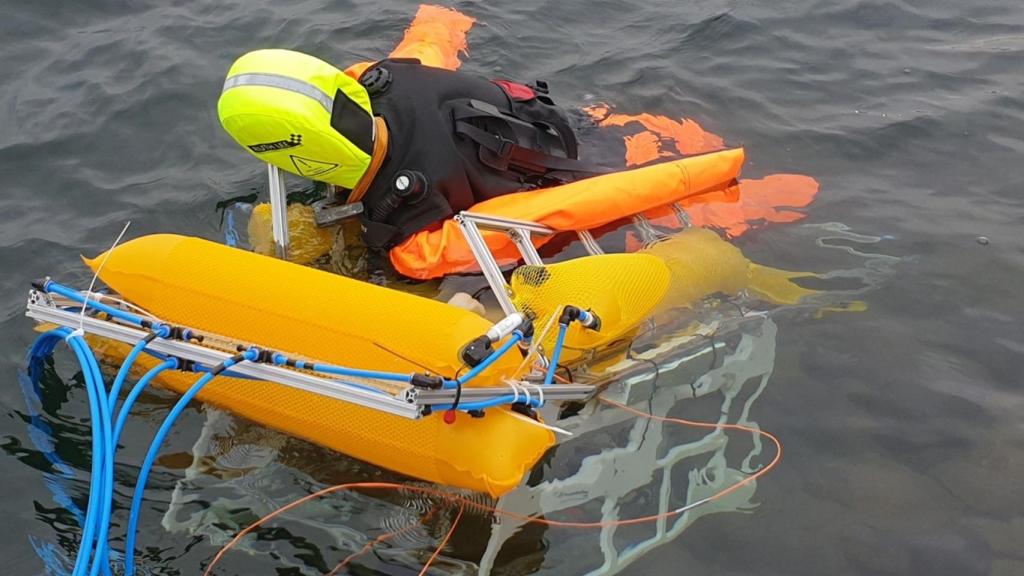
[218, 49, 605, 254]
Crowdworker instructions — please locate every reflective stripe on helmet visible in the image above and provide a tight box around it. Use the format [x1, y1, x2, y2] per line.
[223, 72, 334, 113]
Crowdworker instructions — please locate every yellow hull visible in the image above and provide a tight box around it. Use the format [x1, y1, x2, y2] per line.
[87, 234, 554, 496]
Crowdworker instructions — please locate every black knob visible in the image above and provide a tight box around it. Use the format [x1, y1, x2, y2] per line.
[368, 170, 429, 222]
[360, 67, 392, 96]
[392, 170, 427, 202]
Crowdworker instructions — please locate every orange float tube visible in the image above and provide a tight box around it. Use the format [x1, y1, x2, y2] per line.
[390, 147, 746, 279]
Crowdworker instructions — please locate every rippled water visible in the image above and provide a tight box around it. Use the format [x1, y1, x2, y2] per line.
[3, 1, 1023, 574]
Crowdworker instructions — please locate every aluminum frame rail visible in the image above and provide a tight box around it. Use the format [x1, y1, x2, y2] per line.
[267, 164, 290, 259]
[25, 291, 595, 419]
[453, 211, 604, 316]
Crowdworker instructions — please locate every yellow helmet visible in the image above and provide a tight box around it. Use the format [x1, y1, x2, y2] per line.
[217, 49, 374, 188]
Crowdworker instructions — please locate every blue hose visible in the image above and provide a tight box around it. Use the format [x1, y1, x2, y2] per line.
[112, 359, 178, 451]
[432, 394, 542, 412]
[28, 327, 178, 576]
[33, 329, 112, 576]
[543, 323, 569, 387]
[437, 325, 567, 411]
[452, 331, 523, 388]
[123, 349, 255, 576]
[70, 336, 115, 576]
[43, 281, 151, 329]
[107, 338, 151, 414]
[27, 287, 561, 575]
[300, 361, 412, 384]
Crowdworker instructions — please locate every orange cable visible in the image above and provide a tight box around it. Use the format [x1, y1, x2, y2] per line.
[203, 401, 781, 574]
[417, 504, 464, 576]
[326, 505, 438, 576]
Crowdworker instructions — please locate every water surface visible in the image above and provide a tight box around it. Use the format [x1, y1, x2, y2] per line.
[2, 1, 1023, 574]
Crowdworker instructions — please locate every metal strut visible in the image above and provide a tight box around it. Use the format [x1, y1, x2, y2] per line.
[25, 290, 595, 420]
[267, 163, 290, 259]
[453, 211, 610, 314]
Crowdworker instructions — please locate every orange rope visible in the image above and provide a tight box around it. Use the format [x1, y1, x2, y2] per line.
[417, 504, 464, 576]
[203, 400, 782, 574]
[325, 505, 438, 576]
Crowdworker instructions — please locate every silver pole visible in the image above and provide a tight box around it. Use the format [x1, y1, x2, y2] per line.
[509, 229, 544, 266]
[454, 214, 518, 316]
[267, 163, 290, 259]
[577, 230, 605, 255]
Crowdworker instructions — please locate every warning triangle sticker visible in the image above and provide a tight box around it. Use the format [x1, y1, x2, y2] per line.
[290, 155, 339, 178]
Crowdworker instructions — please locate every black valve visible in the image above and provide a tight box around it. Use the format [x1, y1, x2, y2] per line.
[411, 373, 444, 389]
[459, 335, 493, 368]
[360, 67, 393, 96]
[368, 170, 429, 222]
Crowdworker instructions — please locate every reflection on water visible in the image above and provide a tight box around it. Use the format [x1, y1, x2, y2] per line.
[11, 222, 894, 575]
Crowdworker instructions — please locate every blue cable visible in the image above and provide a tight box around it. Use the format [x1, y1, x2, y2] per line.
[544, 323, 569, 387]
[60, 333, 101, 576]
[107, 338, 152, 414]
[298, 361, 412, 384]
[69, 335, 115, 576]
[436, 326, 568, 412]
[112, 359, 178, 449]
[28, 328, 172, 576]
[451, 331, 523, 388]
[123, 349, 256, 576]
[47, 329, 109, 576]
[43, 281, 151, 329]
[69, 333, 115, 576]
[432, 394, 542, 412]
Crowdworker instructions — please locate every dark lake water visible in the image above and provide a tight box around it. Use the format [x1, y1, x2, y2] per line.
[2, 1, 1023, 574]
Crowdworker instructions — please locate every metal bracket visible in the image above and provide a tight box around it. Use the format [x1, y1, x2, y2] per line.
[25, 291, 596, 419]
[312, 198, 364, 227]
[267, 163, 289, 259]
[454, 211, 609, 316]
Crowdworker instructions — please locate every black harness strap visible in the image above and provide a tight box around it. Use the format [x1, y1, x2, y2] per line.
[452, 100, 608, 176]
[455, 121, 607, 175]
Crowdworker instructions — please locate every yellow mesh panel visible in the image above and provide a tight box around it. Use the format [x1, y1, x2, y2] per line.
[510, 254, 671, 352]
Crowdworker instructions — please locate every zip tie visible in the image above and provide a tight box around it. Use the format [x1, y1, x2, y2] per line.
[507, 410, 573, 436]
[78, 221, 131, 334]
[65, 328, 85, 342]
[504, 379, 522, 403]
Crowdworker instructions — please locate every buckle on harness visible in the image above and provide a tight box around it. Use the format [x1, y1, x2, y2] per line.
[494, 135, 515, 159]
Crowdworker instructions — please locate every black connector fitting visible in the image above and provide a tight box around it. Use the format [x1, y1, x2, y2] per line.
[460, 335, 493, 368]
[511, 402, 538, 420]
[519, 318, 535, 342]
[31, 278, 48, 291]
[411, 373, 444, 389]
[233, 346, 274, 364]
[212, 352, 249, 376]
[468, 409, 486, 419]
[558, 305, 602, 331]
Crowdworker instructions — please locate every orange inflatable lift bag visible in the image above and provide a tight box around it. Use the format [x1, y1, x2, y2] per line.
[85, 234, 553, 497]
[390, 147, 746, 279]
